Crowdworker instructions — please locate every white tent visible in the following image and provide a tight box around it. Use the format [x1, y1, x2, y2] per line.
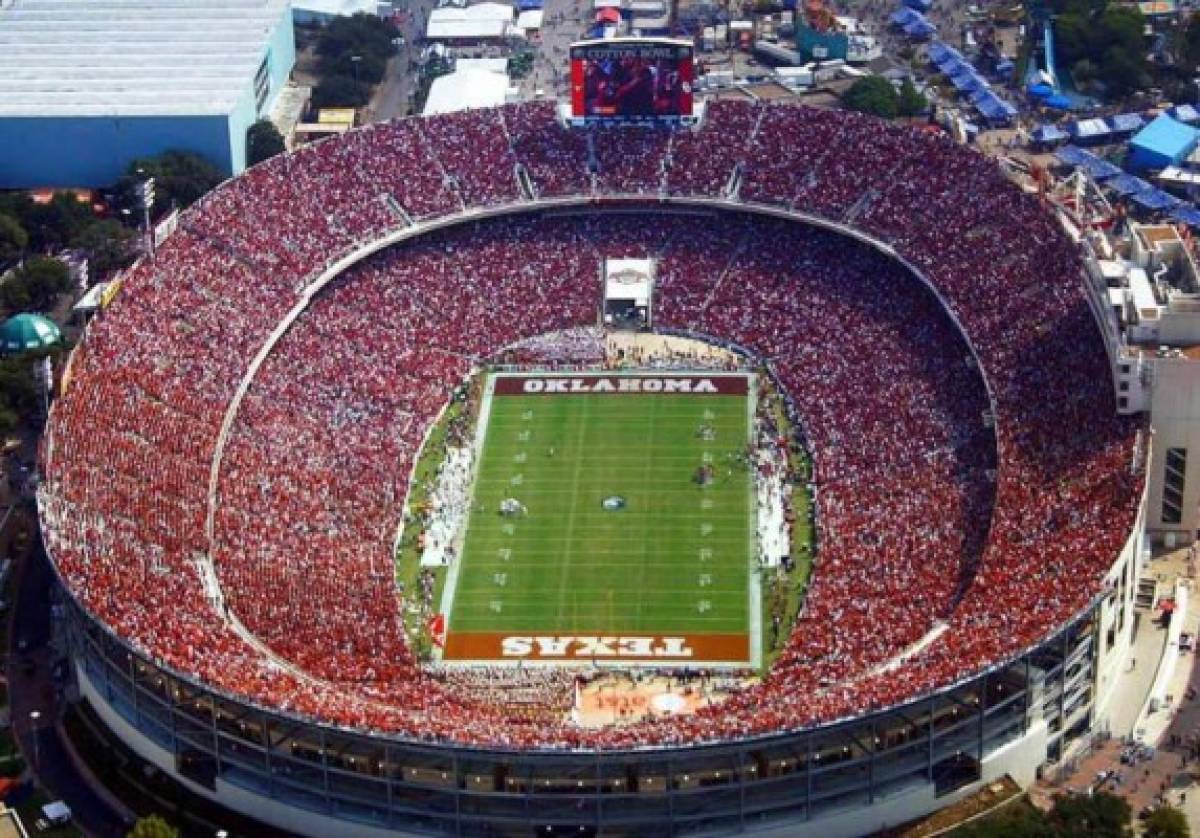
[423, 67, 515, 115]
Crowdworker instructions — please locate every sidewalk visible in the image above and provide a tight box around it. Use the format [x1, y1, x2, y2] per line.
[1031, 544, 1200, 828]
[9, 545, 131, 837]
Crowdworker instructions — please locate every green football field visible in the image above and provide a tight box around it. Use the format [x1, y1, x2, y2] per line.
[443, 375, 756, 661]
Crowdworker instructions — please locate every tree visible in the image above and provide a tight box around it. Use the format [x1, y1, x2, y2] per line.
[127, 815, 180, 838]
[842, 76, 899, 119]
[246, 119, 286, 167]
[1, 258, 71, 313]
[1101, 46, 1149, 97]
[897, 78, 927, 117]
[24, 192, 94, 252]
[316, 13, 398, 64]
[320, 51, 386, 85]
[313, 74, 370, 108]
[0, 215, 27, 266]
[70, 219, 138, 279]
[122, 150, 224, 211]
[1182, 12, 1200, 74]
[1047, 791, 1132, 838]
[1144, 806, 1190, 838]
[951, 798, 1054, 837]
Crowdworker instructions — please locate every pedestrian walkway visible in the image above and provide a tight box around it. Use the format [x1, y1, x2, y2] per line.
[1031, 544, 1200, 829]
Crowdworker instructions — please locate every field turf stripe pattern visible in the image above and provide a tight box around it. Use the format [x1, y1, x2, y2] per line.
[448, 382, 754, 645]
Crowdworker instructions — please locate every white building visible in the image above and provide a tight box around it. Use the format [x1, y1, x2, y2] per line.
[426, 2, 514, 44]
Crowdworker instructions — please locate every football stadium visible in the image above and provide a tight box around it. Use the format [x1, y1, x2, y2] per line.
[36, 49, 1147, 837]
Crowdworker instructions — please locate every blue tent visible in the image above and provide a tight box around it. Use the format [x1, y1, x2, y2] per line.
[891, 7, 919, 25]
[995, 57, 1015, 76]
[904, 19, 936, 38]
[1107, 173, 1151, 196]
[952, 72, 987, 93]
[1132, 188, 1181, 211]
[903, 0, 933, 10]
[1107, 112, 1145, 133]
[1043, 94, 1072, 110]
[1054, 145, 1123, 179]
[1170, 206, 1200, 226]
[1169, 104, 1200, 124]
[927, 41, 952, 63]
[1031, 124, 1068, 144]
[1129, 113, 1200, 171]
[1027, 82, 1053, 98]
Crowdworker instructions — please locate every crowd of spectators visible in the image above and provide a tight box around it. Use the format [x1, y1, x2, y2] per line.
[40, 101, 1142, 751]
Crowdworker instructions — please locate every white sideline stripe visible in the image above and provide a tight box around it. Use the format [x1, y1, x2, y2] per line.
[437, 373, 497, 638]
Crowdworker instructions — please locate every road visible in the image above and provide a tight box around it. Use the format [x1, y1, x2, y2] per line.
[9, 544, 131, 837]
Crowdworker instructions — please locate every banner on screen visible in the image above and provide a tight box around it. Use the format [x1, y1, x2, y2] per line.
[569, 38, 694, 124]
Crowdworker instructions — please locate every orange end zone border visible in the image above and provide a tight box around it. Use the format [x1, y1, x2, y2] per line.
[442, 632, 750, 666]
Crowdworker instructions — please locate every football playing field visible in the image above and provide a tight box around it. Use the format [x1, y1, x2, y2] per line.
[440, 373, 757, 666]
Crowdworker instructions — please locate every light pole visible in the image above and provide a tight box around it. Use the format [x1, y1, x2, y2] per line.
[135, 169, 156, 257]
[351, 54, 363, 104]
[28, 710, 40, 771]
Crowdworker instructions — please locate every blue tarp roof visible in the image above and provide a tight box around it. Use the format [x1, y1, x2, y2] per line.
[1043, 94, 1072, 110]
[996, 57, 1014, 73]
[953, 72, 986, 92]
[1108, 112, 1146, 133]
[1130, 113, 1200, 162]
[1169, 104, 1200, 124]
[1171, 206, 1200, 225]
[903, 0, 933, 10]
[1053, 145, 1124, 179]
[1068, 118, 1112, 139]
[1107, 173, 1151, 196]
[1132, 188, 1181, 211]
[891, 7, 920, 24]
[974, 92, 1015, 121]
[1027, 82, 1053, 97]
[904, 19, 936, 36]
[518, 0, 543, 8]
[1031, 124, 1068, 143]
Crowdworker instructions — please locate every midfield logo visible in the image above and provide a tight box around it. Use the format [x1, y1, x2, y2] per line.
[521, 377, 718, 394]
[500, 636, 696, 658]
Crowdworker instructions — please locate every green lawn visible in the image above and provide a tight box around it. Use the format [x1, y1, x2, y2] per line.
[447, 381, 755, 646]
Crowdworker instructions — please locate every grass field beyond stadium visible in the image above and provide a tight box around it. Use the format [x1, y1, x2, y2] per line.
[441, 373, 756, 665]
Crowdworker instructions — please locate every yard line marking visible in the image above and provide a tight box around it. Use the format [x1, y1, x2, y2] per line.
[555, 398, 592, 621]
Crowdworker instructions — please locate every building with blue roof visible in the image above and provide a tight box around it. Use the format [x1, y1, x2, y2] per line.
[1129, 114, 1200, 171]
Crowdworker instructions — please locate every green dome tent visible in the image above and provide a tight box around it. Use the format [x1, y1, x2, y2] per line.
[0, 313, 61, 353]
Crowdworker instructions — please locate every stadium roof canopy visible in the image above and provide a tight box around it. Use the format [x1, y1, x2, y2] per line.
[0, 0, 290, 118]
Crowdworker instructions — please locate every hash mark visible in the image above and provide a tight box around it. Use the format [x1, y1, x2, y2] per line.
[502, 523, 515, 536]
[700, 522, 713, 536]
[697, 600, 712, 613]
[493, 572, 507, 587]
[699, 548, 713, 561]
[698, 573, 712, 587]
[510, 473, 524, 486]
[701, 498, 714, 510]
[521, 410, 534, 420]
[497, 547, 512, 561]
[489, 600, 503, 613]
[513, 451, 527, 463]
[517, 430, 531, 442]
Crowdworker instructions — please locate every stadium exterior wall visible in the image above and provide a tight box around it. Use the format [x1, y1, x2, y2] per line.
[49, 196, 1146, 835]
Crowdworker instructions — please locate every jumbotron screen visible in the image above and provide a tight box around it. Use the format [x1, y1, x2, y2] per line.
[570, 38, 694, 123]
